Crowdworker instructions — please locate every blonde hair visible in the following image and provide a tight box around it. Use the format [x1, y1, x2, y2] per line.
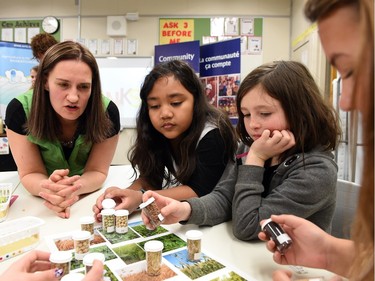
[305, 0, 374, 279]
[349, 0, 374, 279]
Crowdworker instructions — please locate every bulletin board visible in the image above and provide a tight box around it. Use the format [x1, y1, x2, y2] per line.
[159, 17, 263, 51]
[96, 57, 153, 128]
[0, 19, 61, 43]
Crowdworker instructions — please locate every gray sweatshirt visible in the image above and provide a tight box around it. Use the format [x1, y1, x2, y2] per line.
[185, 143, 338, 241]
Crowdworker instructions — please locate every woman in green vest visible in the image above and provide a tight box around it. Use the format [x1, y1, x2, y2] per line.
[5, 41, 120, 219]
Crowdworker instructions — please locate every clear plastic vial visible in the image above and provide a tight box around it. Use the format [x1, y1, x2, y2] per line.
[49, 251, 72, 279]
[261, 218, 293, 254]
[139, 197, 164, 229]
[72, 230, 91, 260]
[83, 252, 105, 274]
[144, 240, 164, 276]
[186, 230, 203, 261]
[80, 216, 95, 240]
[101, 208, 115, 233]
[115, 209, 129, 234]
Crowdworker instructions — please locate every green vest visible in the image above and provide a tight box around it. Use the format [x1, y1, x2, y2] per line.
[17, 91, 111, 176]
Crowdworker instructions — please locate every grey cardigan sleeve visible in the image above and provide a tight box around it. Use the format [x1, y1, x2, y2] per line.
[184, 159, 238, 226]
[232, 152, 338, 241]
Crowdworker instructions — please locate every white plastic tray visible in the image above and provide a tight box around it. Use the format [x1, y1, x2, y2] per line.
[0, 216, 45, 262]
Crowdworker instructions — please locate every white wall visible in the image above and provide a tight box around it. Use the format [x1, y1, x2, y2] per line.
[0, 0, 298, 165]
[0, 0, 291, 57]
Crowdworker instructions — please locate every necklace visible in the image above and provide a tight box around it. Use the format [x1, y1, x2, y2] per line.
[61, 140, 74, 147]
[60, 129, 78, 148]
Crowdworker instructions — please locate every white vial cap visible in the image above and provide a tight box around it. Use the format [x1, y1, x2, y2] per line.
[72, 230, 91, 241]
[261, 218, 273, 231]
[83, 252, 105, 266]
[80, 216, 95, 224]
[139, 197, 155, 209]
[144, 240, 164, 252]
[186, 230, 203, 240]
[61, 273, 85, 281]
[102, 198, 116, 209]
[100, 208, 115, 216]
[115, 209, 129, 216]
[49, 251, 72, 263]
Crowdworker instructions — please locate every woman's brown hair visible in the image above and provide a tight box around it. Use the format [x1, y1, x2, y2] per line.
[27, 41, 113, 144]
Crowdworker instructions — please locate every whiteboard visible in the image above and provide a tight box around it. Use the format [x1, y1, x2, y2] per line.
[96, 57, 153, 128]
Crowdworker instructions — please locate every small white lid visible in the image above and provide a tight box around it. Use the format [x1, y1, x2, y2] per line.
[115, 209, 129, 216]
[144, 240, 164, 252]
[83, 252, 105, 266]
[100, 208, 115, 216]
[72, 230, 91, 241]
[261, 218, 273, 231]
[102, 198, 116, 209]
[186, 230, 203, 240]
[80, 216, 95, 224]
[49, 251, 72, 263]
[139, 197, 155, 209]
[61, 273, 85, 281]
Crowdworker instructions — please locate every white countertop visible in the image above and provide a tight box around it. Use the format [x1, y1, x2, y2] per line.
[0, 165, 335, 280]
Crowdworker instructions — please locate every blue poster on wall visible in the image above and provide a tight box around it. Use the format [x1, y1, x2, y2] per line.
[0, 41, 37, 118]
[154, 40, 200, 73]
[199, 38, 241, 125]
[199, 38, 240, 77]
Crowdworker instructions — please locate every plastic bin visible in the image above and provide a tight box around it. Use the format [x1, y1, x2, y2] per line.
[0, 216, 44, 262]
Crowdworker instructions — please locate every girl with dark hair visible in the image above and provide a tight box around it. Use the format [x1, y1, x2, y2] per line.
[141, 60, 341, 241]
[93, 60, 237, 217]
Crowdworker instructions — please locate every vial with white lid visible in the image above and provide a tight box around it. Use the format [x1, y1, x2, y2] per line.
[139, 197, 164, 229]
[144, 240, 164, 276]
[102, 198, 116, 209]
[83, 252, 105, 274]
[60, 272, 85, 281]
[186, 230, 203, 261]
[72, 230, 91, 260]
[101, 208, 115, 233]
[115, 209, 129, 233]
[261, 218, 293, 254]
[49, 251, 72, 278]
[80, 216, 95, 240]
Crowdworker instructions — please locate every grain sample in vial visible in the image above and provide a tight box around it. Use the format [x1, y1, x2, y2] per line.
[186, 230, 203, 261]
[139, 197, 164, 228]
[144, 240, 164, 276]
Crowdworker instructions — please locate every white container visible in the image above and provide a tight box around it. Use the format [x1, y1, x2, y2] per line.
[60, 272, 85, 281]
[186, 230, 203, 261]
[139, 197, 164, 229]
[115, 209, 129, 234]
[0, 216, 44, 262]
[72, 230, 91, 260]
[83, 252, 105, 274]
[49, 251, 72, 278]
[0, 183, 13, 223]
[101, 208, 115, 233]
[80, 216, 95, 240]
[102, 198, 116, 209]
[144, 240, 164, 276]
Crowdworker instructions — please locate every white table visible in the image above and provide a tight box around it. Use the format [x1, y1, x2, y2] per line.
[0, 165, 336, 280]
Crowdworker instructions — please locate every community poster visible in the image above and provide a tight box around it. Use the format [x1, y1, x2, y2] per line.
[199, 38, 241, 125]
[154, 40, 200, 73]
